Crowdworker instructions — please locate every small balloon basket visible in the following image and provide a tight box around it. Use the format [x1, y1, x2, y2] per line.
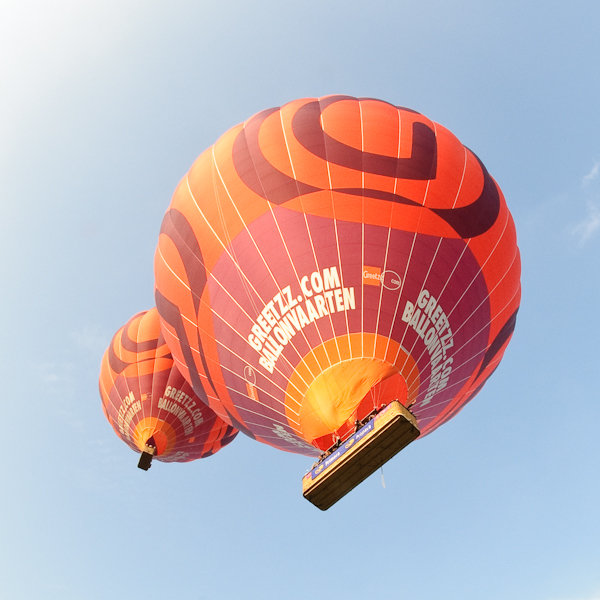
[302, 401, 420, 510]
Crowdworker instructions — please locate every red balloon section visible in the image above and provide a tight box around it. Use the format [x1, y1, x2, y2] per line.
[99, 308, 238, 462]
[153, 96, 521, 457]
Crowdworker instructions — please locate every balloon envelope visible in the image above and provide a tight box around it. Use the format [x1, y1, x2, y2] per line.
[154, 95, 520, 456]
[99, 308, 238, 461]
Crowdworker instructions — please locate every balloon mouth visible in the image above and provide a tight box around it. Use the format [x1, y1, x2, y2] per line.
[133, 418, 176, 456]
[283, 332, 421, 452]
[298, 358, 409, 451]
[146, 431, 169, 455]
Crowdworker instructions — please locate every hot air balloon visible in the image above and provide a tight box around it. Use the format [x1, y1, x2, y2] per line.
[99, 308, 238, 469]
[154, 95, 520, 505]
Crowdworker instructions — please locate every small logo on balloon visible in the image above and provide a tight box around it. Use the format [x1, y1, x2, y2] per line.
[244, 365, 256, 384]
[381, 270, 402, 290]
[363, 266, 382, 286]
[362, 266, 401, 290]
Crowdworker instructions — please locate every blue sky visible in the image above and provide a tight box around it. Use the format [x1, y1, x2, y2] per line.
[2, 1, 599, 598]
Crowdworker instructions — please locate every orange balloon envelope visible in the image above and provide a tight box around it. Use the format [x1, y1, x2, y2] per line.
[154, 95, 521, 456]
[99, 308, 238, 462]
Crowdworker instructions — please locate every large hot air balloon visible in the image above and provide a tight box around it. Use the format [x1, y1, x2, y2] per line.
[99, 308, 238, 469]
[154, 95, 520, 502]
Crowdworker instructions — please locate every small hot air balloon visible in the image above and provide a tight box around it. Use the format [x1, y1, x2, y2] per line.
[99, 308, 238, 469]
[153, 95, 520, 505]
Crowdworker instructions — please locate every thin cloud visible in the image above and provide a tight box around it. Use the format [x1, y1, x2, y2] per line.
[582, 160, 600, 186]
[571, 161, 600, 245]
[39, 361, 75, 386]
[71, 324, 110, 357]
[572, 200, 600, 245]
[551, 593, 600, 600]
